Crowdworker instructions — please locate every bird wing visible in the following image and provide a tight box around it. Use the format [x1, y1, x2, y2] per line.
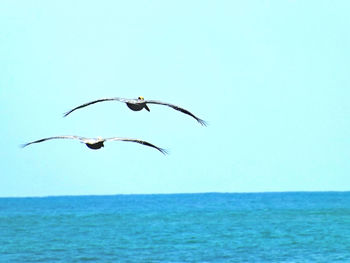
[21, 135, 85, 148]
[144, 100, 207, 126]
[63, 97, 129, 117]
[105, 137, 168, 155]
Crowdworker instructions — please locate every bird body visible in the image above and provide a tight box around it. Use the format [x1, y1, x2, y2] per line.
[85, 141, 105, 150]
[126, 101, 149, 111]
[22, 135, 167, 154]
[64, 96, 206, 126]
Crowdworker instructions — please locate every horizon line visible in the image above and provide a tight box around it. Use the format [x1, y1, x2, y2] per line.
[1, 190, 349, 199]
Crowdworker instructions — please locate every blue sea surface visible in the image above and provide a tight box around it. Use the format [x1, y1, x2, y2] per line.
[1, 192, 350, 262]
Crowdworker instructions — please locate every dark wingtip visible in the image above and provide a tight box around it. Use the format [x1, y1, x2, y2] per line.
[63, 111, 70, 118]
[159, 148, 169, 155]
[198, 119, 208, 126]
[20, 143, 28, 148]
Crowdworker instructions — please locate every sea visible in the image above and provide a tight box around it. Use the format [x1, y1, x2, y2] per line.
[0, 192, 350, 262]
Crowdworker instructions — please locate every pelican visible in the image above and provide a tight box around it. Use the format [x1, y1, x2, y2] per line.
[21, 135, 167, 154]
[63, 96, 207, 126]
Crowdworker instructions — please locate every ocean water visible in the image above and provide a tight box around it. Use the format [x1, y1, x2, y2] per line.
[1, 192, 350, 262]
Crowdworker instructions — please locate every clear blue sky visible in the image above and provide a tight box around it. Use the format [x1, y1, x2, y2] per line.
[1, 1, 349, 197]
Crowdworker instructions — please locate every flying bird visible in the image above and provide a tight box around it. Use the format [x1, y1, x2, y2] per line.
[63, 96, 207, 126]
[21, 135, 167, 154]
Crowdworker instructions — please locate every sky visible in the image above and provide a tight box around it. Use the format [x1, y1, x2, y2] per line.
[1, 1, 350, 197]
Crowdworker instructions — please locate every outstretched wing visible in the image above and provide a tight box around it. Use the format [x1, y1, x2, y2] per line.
[144, 100, 207, 126]
[21, 135, 84, 148]
[63, 97, 129, 117]
[105, 137, 168, 155]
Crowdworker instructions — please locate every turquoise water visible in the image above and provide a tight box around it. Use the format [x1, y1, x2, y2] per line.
[1, 192, 350, 262]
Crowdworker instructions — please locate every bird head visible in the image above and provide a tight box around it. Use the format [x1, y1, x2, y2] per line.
[138, 96, 145, 100]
